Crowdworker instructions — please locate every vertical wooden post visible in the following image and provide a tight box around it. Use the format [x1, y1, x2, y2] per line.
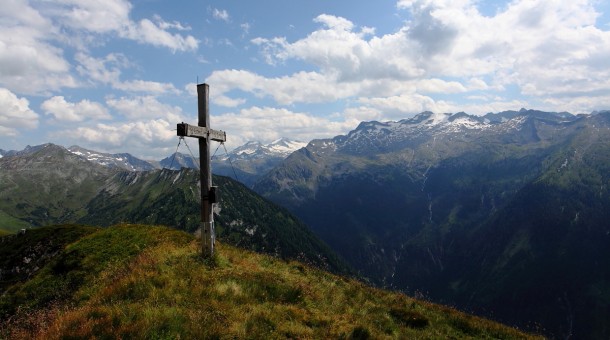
[198, 83, 215, 258]
[177, 83, 225, 259]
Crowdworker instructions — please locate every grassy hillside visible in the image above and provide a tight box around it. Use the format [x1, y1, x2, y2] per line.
[80, 170, 349, 273]
[0, 144, 114, 228]
[0, 225, 98, 298]
[0, 212, 29, 233]
[0, 224, 540, 339]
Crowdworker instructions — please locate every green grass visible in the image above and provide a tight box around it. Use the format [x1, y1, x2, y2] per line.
[0, 224, 99, 296]
[0, 224, 190, 317]
[0, 211, 30, 232]
[0, 224, 541, 339]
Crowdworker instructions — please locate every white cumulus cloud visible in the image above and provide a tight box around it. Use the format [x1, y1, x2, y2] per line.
[106, 96, 184, 122]
[0, 1, 77, 94]
[54, 0, 198, 52]
[0, 88, 39, 136]
[124, 18, 198, 52]
[218, 1, 610, 116]
[64, 118, 177, 159]
[76, 53, 179, 94]
[0, 0, 197, 96]
[212, 8, 230, 22]
[41, 96, 111, 122]
[54, 0, 132, 33]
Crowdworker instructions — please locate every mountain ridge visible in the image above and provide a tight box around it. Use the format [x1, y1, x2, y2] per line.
[2, 137, 304, 180]
[68, 145, 156, 171]
[1, 137, 305, 189]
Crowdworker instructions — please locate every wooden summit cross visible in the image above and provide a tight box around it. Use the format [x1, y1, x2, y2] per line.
[177, 83, 226, 258]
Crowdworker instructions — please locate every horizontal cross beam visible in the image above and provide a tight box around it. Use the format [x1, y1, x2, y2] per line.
[177, 123, 226, 142]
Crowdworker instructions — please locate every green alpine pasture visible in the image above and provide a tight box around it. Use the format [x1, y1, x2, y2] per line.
[0, 224, 541, 339]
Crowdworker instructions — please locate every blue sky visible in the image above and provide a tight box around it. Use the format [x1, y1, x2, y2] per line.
[1, 0, 610, 159]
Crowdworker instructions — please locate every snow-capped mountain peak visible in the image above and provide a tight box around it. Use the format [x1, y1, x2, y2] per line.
[68, 145, 155, 171]
[264, 138, 307, 156]
[215, 138, 306, 161]
[209, 138, 307, 187]
[233, 141, 263, 156]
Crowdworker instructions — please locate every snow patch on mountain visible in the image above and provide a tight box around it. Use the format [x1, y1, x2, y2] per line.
[68, 146, 154, 171]
[215, 138, 306, 162]
[329, 110, 579, 155]
[233, 141, 263, 156]
[268, 138, 308, 156]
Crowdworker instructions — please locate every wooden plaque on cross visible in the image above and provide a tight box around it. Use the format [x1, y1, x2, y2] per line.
[177, 83, 226, 258]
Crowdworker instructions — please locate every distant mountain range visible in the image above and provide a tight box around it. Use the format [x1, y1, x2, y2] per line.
[212, 138, 307, 187]
[0, 143, 346, 273]
[0, 138, 306, 188]
[254, 109, 610, 339]
[156, 138, 307, 187]
[2, 144, 156, 172]
[68, 145, 157, 171]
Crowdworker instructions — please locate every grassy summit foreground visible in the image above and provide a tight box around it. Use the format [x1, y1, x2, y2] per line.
[0, 224, 540, 339]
